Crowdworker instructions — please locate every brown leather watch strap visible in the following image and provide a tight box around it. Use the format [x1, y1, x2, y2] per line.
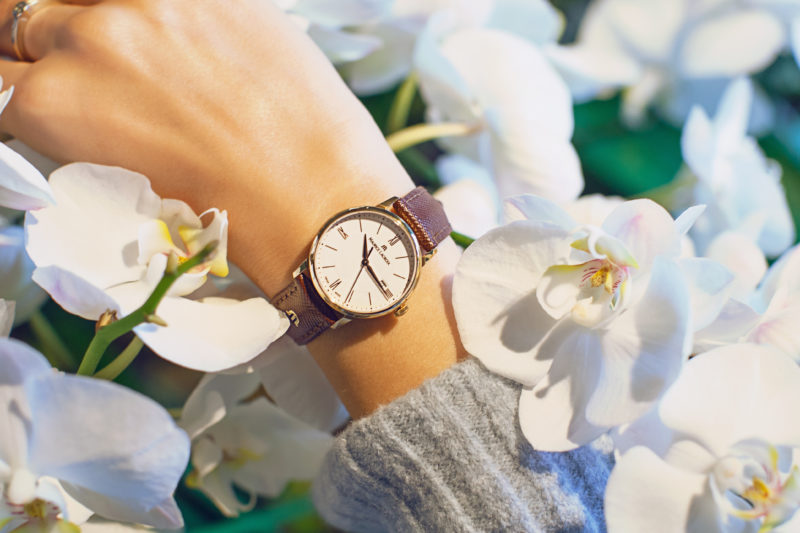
[272, 187, 451, 345]
[393, 186, 452, 252]
[272, 271, 340, 345]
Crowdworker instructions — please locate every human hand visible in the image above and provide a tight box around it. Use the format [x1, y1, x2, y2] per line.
[0, 0, 463, 416]
[0, 0, 412, 293]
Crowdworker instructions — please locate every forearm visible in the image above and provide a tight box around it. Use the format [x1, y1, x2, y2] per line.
[211, 111, 466, 418]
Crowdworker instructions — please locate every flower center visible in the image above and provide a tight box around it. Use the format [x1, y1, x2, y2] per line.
[711, 440, 800, 531]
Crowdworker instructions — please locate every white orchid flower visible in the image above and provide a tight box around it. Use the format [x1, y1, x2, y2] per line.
[414, 10, 582, 204]
[0, 337, 189, 530]
[179, 371, 334, 517]
[342, 0, 564, 95]
[696, 243, 800, 361]
[608, 344, 800, 532]
[678, 78, 794, 257]
[0, 224, 47, 324]
[452, 195, 701, 451]
[548, 0, 786, 126]
[24, 163, 287, 372]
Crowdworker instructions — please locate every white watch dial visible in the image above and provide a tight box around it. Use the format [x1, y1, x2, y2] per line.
[310, 208, 420, 316]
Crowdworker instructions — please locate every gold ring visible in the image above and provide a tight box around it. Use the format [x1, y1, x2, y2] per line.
[11, 0, 56, 61]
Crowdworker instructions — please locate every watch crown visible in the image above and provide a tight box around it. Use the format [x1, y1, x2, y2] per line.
[394, 303, 409, 317]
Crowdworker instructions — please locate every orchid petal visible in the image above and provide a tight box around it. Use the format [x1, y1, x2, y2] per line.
[25, 164, 162, 289]
[257, 336, 349, 432]
[605, 446, 718, 533]
[0, 338, 51, 470]
[674, 205, 706, 237]
[414, 13, 474, 124]
[682, 106, 714, 179]
[680, 11, 784, 78]
[658, 344, 800, 458]
[434, 178, 498, 238]
[31, 267, 119, 322]
[484, 0, 563, 46]
[584, 257, 690, 427]
[602, 199, 681, 269]
[503, 194, 576, 228]
[679, 257, 734, 331]
[705, 231, 766, 300]
[194, 467, 244, 517]
[606, 0, 686, 64]
[747, 306, 800, 362]
[536, 264, 585, 320]
[107, 283, 287, 372]
[307, 26, 383, 64]
[452, 221, 570, 386]
[0, 142, 54, 211]
[566, 194, 625, 228]
[0, 299, 14, 337]
[544, 42, 640, 102]
[291, 0, 389, 27]
[518, 323, 607, 451]
[488, 127, 583, 202]
[714, 77, 752, 152]
[22, 370, 188, 527]
[342, 22, 418, 96]
[136, 220, 181, 266]
[0, 225, 46, 323]
[693, 298, 761, 353]
[4, 141, 59, 181]
[225, 399, 333, 493]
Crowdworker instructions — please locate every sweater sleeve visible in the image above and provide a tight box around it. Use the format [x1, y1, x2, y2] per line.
[311, 357, 614, 532]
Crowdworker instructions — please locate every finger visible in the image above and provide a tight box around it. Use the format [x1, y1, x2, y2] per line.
[9, 2, 83, 61]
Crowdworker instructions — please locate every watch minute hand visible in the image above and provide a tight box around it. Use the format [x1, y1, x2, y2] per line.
[365, 262, 390, 300]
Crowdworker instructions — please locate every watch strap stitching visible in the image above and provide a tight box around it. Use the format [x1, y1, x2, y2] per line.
[394, 186, 452, 252]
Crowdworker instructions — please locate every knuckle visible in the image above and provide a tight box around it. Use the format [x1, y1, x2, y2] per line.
[57, 7, 141, 51]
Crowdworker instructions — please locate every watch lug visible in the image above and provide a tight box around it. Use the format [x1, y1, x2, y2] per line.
[422, 248, 437, 265]
[292, 259, 309, 279]
[330, 317, 351, 329]
[377, 197, 399, 210]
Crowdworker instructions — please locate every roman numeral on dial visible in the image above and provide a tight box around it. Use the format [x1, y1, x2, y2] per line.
[329, 278, 342, 290]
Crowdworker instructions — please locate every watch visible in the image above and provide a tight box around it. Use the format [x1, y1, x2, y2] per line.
[272, 186, 452, 345]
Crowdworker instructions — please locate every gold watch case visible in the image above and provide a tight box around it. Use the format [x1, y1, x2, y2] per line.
[302, 201, 424, 322]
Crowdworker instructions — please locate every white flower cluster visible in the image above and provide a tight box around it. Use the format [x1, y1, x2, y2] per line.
[0, 0, 798, 531]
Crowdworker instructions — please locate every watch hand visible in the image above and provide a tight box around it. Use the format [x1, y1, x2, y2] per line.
[365, 262, 390, 300]
[344, 265, 365, 304]
[362, 234, 368, 260]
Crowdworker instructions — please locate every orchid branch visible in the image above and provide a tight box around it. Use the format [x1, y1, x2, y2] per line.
[93, 335, 145, 380]
[386, 122, 480, 153]
[76, 241, 218, 376]
[450, 231, 475, 249]
[386, 73, 418, 134]
[29, 310, 75, 370]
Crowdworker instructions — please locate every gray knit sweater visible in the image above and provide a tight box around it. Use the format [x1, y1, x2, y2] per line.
[312, 358, 613, 532]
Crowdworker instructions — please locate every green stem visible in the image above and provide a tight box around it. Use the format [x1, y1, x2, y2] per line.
[93, 335, 145, 380]
[29, 310, 74, 370]
[396, 147, 441, 189]
[77, 242, 218, 376]
[450, 231, 475, 249]
[386, 73, 418, 134]
[386, 122, 479, 153]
